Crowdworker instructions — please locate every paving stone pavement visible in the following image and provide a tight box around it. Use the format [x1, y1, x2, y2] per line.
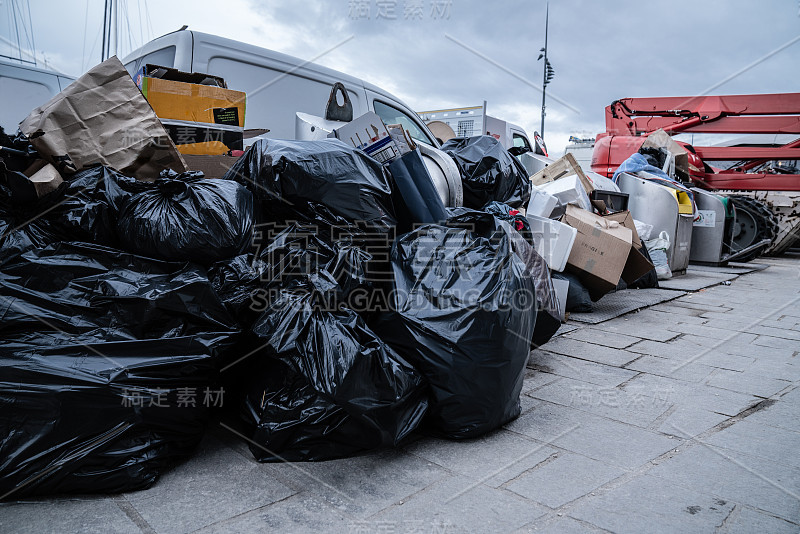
[1, 257, 799, 533]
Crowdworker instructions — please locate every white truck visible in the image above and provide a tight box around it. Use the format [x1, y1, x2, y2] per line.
[417, 103, 547, 156]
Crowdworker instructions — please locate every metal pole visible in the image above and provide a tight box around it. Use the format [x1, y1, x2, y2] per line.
[540, 2, 549, 138]
[101, 0, 109, 61]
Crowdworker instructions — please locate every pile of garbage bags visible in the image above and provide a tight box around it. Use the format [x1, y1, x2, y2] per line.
[441, 135, 531, 210]
[1, 131, 559, 499]
[0, 243, 239, 498]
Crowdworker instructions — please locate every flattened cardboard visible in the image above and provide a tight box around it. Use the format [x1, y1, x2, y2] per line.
[328, 112, 402, 163]
[641, 128, 689, 182]
[530, 152, 595, 195]
[20, 56, 187, 181]
[604, 210, 655, 284]
[562, 205, 632, 300]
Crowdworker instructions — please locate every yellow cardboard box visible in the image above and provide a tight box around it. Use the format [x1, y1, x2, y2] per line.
[135, 64, 246, 127]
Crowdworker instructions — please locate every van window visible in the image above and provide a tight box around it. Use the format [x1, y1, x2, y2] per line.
[373, 100, 432, 145]
[125, 46, 176, 76]
[0, 76, 55, 131]
[512, 133, 532, 151]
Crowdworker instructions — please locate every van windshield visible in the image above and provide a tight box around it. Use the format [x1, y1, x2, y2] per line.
[373, 100, 433, 146]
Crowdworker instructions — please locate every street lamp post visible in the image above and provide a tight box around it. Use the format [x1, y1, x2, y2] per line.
[538, 3, 554, 139]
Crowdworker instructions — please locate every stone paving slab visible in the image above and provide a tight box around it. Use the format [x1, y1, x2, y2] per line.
[505, 452, 625, 509]
[646, 445, 800, 521]
[658, 271, 738, 291]
[369, 475, 549, 534]
[568, 474, 738, 534]
[689, 263, 766, 275]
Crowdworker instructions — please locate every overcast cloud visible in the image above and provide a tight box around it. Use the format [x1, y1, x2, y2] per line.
[2, 0, 798, 154]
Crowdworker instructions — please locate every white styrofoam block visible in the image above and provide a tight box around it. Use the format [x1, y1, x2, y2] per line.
[527, 186, 559, 218]
[526, 214, 578, 272]
[539, 175, 592, 212]
[586, 171, 620, 193]
[550, 278, 569, 321]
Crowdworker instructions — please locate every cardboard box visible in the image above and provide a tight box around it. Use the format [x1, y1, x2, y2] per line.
[20, 57, 186, 181]
[160, 119, 244, 155]
[135, 64, 246, 127]
[561, 205, 633, 300]
[603, 210, 655, 284]
[328, 112, 402, 163]
[530, 153, 595, 196]
[182, 154, 241, 179]
[640, 129, 689, 182]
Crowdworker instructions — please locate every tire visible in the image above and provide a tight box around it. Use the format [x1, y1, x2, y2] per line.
[728, 196, 778, 262]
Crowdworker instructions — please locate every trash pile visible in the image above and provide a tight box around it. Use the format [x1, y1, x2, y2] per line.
[527, 153, 658, 313]
[0, 57, 561, 499]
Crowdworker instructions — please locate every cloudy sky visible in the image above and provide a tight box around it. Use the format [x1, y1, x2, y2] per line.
[2, 0, 798, 154]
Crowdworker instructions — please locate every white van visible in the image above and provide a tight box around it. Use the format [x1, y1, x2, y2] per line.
[121, 29, 440, 147]
[0, 59, 74, 133]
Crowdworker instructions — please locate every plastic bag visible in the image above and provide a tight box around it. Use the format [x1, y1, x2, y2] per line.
[634, 218, 654, 242]
[646, 231, 672, 280]
[239, 272, 428, 462]
[210, 213, 386, 328]
[373, 209, 536, 439]
[0, 242, 240, 499]
[440, 136, 531, 210]
[0, 166, 130, 256]
[117, 171, 254, 265]
[224, 138, 396, 229]
[479, 202, 560, 347]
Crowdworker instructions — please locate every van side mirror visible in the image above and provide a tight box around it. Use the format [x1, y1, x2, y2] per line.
[325, 82, 353, 122]
[508, 146, 531, 156]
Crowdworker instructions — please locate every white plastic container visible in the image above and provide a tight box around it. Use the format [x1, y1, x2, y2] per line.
[526, 213, 578, 272]
[539, 175, 592, 212]
[527, 185, 559, 218]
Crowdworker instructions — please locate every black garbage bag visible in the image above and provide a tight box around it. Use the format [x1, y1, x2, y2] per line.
[482, 201, 533, 243]
[552, 272, 593, 313]
[209, 214, 385, 329]
[476, 202, 560, 347]
[224, 138, 396, 229]
[440, 136, 531, 209]
[116, 171, 254, 265]
[0, 180, 66, 256]
[0, 166, 132, 257]
[508, 228, 561, 348]
[239, 272, 428, 461]
[0, 127, 37, 175]
[373, 210, 536, 439]
[0, 242, 240, 499]
[49, 165, 137, 246]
